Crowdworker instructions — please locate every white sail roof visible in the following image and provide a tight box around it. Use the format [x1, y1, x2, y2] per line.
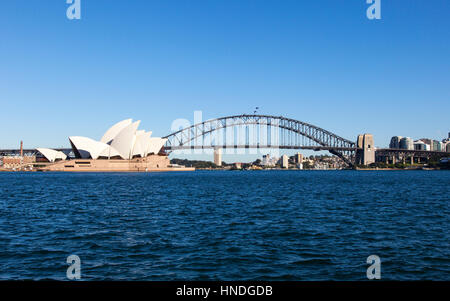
[100, 119, 132, 144]
[99, 144, 121, 158]
[36, 148, 67, 162]
[132, 131, 152, 157]
[110, 120, 141, 159]
[147, 137, 167, 155]
[69, 136, 115, 160]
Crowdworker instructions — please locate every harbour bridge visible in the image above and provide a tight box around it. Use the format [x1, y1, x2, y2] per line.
[162, 114, 449, 167]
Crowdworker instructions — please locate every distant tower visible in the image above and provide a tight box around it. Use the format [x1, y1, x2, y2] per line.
[20, 140, 23, 157]
[295, 152, 303, 164]
[389, 136, 403, 149]
[214, 148, 222, 167]
[399, 137, 414, 150]
[296, 152, 304, 169]
[356, 134, 375, 165]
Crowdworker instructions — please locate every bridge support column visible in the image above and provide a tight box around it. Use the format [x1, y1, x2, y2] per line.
[355, 134, 375, 166]
[214, 148, 222, 167]
[410, 156, 414, 164]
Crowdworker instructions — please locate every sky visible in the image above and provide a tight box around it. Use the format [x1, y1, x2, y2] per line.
[0, 0, 449, 162]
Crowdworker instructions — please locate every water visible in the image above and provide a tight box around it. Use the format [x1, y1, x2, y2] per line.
[0, 170, 448, 280]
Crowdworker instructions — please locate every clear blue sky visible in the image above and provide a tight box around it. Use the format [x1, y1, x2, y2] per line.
[1, 1, 449, 161]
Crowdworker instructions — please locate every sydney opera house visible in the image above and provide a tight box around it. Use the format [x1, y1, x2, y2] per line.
[36, 119, 193, 172]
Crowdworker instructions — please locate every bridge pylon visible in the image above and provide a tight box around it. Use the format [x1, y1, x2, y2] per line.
[355, 134, 375, 166]
[214, 148, 222, 167]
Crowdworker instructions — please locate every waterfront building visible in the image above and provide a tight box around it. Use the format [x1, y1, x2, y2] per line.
[414, 140, 430, 151]
[65, 119, 165, 160]
[262, 154, 278, 166]
[433, 141, 443, 151]
[399, 137, 414, 150]
[389, 136, 403, 149]
[419, 139, 444, 151]
[442, 134, 450, 152]
[295, 152, 303, 164]
[420, 138, 432, 145]
[295, 152, 303, 169]
[2, 155, 35, 170]
[421, 138, 439, 150]
[35, 119, 193, 172]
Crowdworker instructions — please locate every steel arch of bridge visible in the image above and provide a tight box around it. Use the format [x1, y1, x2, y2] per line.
[163, 114, 357, 166]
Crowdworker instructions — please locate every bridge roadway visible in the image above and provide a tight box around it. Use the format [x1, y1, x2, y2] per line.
[164, 145, 358, 151]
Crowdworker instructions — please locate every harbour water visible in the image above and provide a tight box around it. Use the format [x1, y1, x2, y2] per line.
[0, 170, 448, 280]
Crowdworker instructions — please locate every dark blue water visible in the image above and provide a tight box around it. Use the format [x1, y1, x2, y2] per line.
[0, 170, 448, 280]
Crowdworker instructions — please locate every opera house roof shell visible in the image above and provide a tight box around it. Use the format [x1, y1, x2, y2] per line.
[36, 148, 67, 162]
[38, 119, 167, 162]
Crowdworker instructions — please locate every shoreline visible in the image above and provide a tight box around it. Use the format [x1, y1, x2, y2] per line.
[195, 167, 445, 171]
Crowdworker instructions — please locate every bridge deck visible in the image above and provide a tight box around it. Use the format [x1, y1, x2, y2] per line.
[165, 145, 358, 151]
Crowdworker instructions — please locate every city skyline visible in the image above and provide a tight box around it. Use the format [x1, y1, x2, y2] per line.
[1, 1, 449, 155]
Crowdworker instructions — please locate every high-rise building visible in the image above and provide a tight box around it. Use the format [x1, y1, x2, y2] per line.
[433, 141, 443, 151]
[389, 136, 403, 149]
[295, 152, 303, 169]
[357, 135, 364, 149]
[262, 154, 278, 166]
[421, 139, 443, 151]
[399, 137, 414, 150]
[295, 152, 303, 164]
[414, 140, 430, 151]
[442, 134, 450, 150]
